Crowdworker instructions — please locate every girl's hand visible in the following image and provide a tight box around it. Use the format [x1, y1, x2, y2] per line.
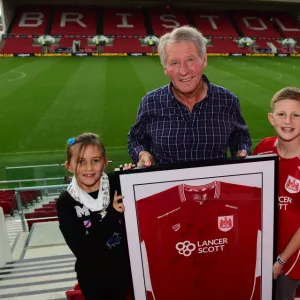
[273, 261, 284, 279]
[113, 191, 125, 213]
[119, 163, 136, 170]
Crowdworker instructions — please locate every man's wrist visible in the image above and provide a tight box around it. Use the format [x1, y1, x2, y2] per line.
[238, 146, 250, 155]
[132, 147, 146, 163]
[277, 255, 287, 265]
[139, 150, 150, 159]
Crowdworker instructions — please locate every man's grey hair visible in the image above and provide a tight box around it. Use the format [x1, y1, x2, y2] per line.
[158, 26, 207, 68]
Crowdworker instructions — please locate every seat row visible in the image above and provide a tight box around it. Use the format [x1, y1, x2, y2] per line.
[24, 200, 57, 230]
[8, 6, 300, 38]
[0, 190, 42, 211]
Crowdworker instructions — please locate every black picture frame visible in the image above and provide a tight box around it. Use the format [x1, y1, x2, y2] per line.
[117, 155, 278, 300]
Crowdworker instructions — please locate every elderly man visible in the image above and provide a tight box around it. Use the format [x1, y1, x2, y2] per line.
[128, 26, 251, 166]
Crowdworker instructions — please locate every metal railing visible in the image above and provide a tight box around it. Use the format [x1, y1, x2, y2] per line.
[0, 177, 65, 189]
[15, 185, 68, 232]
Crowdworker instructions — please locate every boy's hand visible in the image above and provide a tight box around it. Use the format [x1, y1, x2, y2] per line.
[113, 191, 125, 213]
[119, 163, 136, 170]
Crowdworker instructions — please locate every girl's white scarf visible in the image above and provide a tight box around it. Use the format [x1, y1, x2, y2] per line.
[67, 172, 110, 212]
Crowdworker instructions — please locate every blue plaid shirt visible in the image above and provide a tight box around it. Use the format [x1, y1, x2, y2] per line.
[128, 75, 251, 164]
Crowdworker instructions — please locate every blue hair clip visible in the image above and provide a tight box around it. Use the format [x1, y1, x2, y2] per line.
[67, 138, 76, 146]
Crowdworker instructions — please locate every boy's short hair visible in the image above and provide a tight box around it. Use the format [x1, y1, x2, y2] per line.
[271, 87, 300, 111]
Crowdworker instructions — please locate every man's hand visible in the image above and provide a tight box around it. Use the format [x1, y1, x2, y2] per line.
[119, 163, 136, 170]
[273, 261, 284, 279]
[138, 151, 155, 167]
[236, 150, 248, 158]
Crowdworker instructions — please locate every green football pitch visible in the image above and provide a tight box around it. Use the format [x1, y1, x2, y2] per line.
[0, 56, 299, 185]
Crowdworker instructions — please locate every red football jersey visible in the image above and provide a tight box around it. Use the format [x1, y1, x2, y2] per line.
[136, 181, 262, 300]
[253, 136, 300, 279]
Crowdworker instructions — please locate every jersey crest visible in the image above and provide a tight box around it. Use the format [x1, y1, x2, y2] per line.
[218, 215, 234, 232]
[285, 175, 300, 194]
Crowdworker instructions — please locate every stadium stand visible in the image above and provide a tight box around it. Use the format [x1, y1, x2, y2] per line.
[103, 37, 152, 53]
[192, 12, 238, 37]
[1, 37, 42, 54]
[0, 201, 13, 216]
[25, 210, 58, 230]
[208, 37, 250, 54]
[268, 12, 300, 38]
[57, 36, 95, 52]
[11, 6, 49, 35]
[232, 11, 282, 38]
[1, 189, 56, 237]
[34, 206, 55, 212]
[103, 8, 146, 36]
[0, 190, 17, 210]
[149, 8, 189, 36]
[3, 6, 300, 55]
[254, 39, 270, 49]
[51, 6, 97, 35]
[0, 189, 41, 211]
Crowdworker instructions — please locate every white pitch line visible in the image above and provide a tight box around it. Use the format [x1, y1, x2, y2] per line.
[0, 146, 127, 155]
[274, 73, 282, 80]
[0, 65, 25, 77]
[0, 70, 26, 83]
[0, 142, 267, 156]
[240, 72, 283, 83]
[1, 149, 65, 155]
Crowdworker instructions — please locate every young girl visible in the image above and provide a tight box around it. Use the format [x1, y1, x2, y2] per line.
[56, 132, 134, 300]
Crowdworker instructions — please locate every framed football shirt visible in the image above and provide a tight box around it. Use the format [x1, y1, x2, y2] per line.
[118, 156, 277, 300]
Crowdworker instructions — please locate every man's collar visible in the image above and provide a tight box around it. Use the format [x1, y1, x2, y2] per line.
[167, 74, 211, 101]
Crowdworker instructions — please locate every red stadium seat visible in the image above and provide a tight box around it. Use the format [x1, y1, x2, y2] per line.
[149, 8, 189, 36]
[255, 39, 271, 50]
[66, 290, 84, 300]
[38, 211, 57, 218]
[103, 38, 152, 53]
[232, 11, 281, 38]
[24, 211, 58, 230]
[0, 201, 13, 216]
[11, 6, 50, 35]
[103, 8, 146, 36]
[208, 38, 250, 54]
[74, 283, 80, 290]
[0, 190, 17, 210]
[20, 191, 35, 207]
[192, 12, 238, 37]
[1, 38, 42, 54]
[34, 207, 56, 212]
[51, 6, 97, 35]
[58, 37, 88, 50]
[71, 282, 132, 299]
[43, 202, 57, 207]
[269, 12, 300, 38]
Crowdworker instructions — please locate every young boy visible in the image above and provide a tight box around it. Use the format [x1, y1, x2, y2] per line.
[253, 87, 300, 300]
